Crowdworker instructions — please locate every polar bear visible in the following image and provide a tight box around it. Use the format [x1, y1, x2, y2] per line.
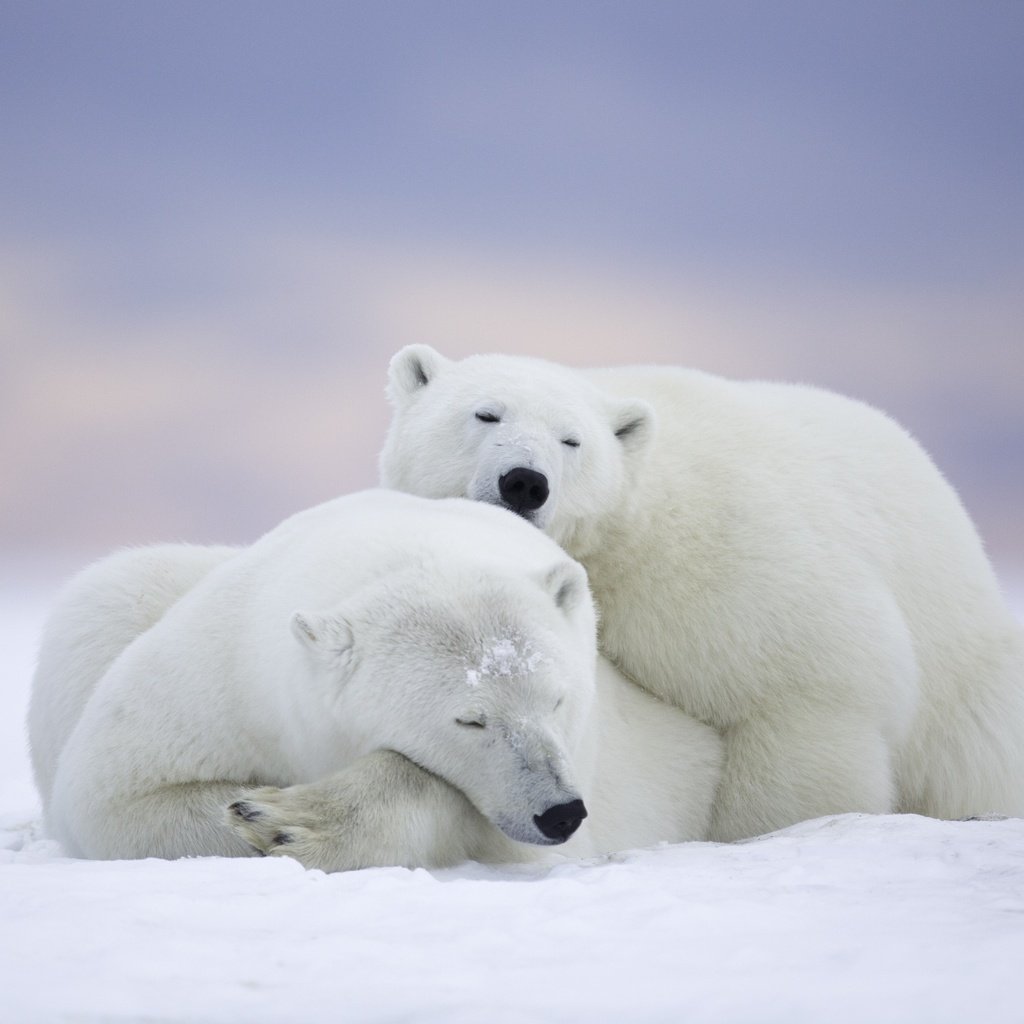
[379, 346, 1024, 841]
[29, 491, 721, 870]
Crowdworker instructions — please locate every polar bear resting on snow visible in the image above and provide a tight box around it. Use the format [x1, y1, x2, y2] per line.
[29, 491, 721, 870]
[379, 346, 1024, 841]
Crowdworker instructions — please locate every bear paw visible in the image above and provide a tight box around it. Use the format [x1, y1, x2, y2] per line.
[227, 788, 327, 864]
[225, 779, 387, 872]
[227, 793, 292, 852]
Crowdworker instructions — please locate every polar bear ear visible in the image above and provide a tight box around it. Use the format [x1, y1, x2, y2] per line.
[610, 398, 655, 456]
[542, 560, 590, 617]
[291, 611, 355, 671]
[386, 345, 450, 406]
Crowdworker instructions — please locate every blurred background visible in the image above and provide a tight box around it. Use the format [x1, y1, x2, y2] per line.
[2, 1, 1022, 594]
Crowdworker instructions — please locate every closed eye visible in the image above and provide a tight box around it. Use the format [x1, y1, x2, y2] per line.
[476, 411, 500, 424]
[562, 438, 580, 448]
[456, 717, 487, 729]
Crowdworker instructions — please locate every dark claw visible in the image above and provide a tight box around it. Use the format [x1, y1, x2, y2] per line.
[230, 801, 263, 822]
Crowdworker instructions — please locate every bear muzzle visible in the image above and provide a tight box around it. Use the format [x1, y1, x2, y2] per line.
[533, 798, 588, 842]
[498, 468, 549, 516]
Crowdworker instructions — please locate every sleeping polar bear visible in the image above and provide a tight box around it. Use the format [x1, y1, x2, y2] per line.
[379, 346, 1024, 840]
[28, 491, 721, 870]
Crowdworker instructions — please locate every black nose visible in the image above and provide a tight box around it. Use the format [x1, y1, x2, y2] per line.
[534, 799, 588, 842]
[499, 468, 549, 513]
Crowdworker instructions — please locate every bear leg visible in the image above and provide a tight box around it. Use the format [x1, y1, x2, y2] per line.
[709, 710, 896, 841]
[226, 750, 519, 871]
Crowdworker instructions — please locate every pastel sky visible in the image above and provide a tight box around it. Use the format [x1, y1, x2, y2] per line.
[1, 1, 1021, 580]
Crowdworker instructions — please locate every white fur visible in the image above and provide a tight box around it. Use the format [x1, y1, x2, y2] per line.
[379, 347, 1024, 840]
[29, 491, 721, 870]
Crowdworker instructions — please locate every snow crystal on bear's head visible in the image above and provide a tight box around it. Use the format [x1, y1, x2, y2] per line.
[465, 630, 546, 687]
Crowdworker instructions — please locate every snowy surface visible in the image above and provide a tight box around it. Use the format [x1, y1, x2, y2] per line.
[3, 585, 1023, 1023]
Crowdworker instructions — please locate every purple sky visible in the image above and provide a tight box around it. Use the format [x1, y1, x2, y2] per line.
[1, 1, 1022, 580]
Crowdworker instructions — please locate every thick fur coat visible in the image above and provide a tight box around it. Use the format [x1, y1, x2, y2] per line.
[29, 491, 721, 869]
[380, 347, 1024, 840]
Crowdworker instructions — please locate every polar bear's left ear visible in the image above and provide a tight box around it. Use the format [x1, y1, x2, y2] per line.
[610, 398, 655, 456]
[386, 345, 450, 406]
[541, 560, 591, 617]
[291, 611, 355, 673]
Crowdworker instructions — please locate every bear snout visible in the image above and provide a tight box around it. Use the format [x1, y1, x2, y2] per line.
[499, 468, 549, 515]
[533, 798, 588, 842]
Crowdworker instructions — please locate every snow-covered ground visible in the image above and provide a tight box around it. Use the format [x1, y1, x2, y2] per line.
[2, 582, 1023, 1023]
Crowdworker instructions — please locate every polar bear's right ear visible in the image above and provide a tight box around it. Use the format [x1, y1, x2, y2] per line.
[386, 345, 450, 406]
[291, 611, 355, 672]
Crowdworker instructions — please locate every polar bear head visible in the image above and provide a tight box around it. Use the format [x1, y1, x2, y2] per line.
[379, 346, 654, 556]
[291, 551, 597, 846]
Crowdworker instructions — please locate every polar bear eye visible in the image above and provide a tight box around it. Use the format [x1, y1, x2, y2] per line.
[475, 411, 501, 424]
[456, 716, 487, 729]
[562, 438, 580, 448]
